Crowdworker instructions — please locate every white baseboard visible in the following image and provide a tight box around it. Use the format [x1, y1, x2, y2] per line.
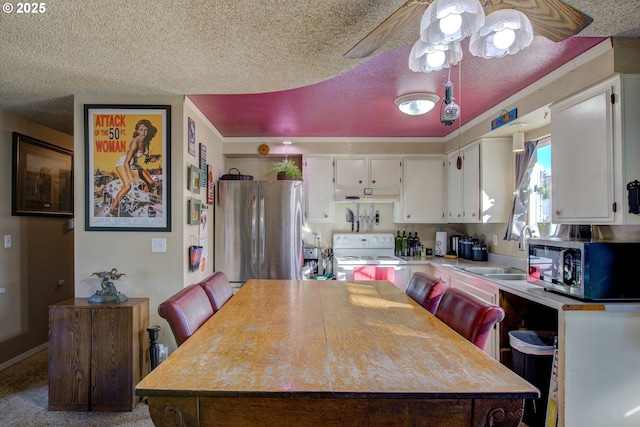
[0, 343, 48, 372]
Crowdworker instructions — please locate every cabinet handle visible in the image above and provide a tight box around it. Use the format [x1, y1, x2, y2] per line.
[372, 180, 376, 184]
[406, 214, 411, 219]
[324, 213, 328, 218]
[472, 213, 476, 217]
[358, 180, 363, 184]
[555, 209, 562, 216]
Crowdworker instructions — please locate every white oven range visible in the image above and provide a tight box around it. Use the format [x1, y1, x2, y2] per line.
[332, 233, 408, 290]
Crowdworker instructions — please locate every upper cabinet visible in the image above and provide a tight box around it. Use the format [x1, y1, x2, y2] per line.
[303, 156, 334, 223]
[448, 138, 513, 223]
[334, 156, 401, 201]
[394, 156, 446, 223]
[550, 74, 640, 224]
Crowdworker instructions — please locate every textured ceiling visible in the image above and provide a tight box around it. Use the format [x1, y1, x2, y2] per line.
[0, 1, 639, 137]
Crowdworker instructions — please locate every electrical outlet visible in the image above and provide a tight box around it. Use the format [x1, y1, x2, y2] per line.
[4, 235, 11, 249]
[493, 234, 498, 246]
[151, 238, 167, 253]
[314, 233, 322, 242]
[0, 288, 5, 294]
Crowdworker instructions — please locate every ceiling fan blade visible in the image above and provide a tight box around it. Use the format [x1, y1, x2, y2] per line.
[500, 0, 593, 42]
[344, 0, 430, 59]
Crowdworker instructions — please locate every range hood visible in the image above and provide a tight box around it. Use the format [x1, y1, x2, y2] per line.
[334, 186, 400, 202]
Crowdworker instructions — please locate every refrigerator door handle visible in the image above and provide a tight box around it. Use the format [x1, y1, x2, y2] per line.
[251, 195, 257, 266]
[259, 194, 265, 265]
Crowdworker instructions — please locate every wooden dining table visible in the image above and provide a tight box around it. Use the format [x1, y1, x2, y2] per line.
[136, 279, 538, 426]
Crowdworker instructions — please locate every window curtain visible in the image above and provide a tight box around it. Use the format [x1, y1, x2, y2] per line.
[504, 140, 538, 241]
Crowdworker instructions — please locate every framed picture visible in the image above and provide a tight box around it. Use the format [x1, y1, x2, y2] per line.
[12, 132, 73, 217]
[84, 105, 171, 231]
[188, 199, 201, 225]
[188, 164, 200, 193]
[206, 164, 214, 205]
[188, 117, 196, 157]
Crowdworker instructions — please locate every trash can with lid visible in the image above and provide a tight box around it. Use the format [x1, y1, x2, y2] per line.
[509, 330, 556, 427]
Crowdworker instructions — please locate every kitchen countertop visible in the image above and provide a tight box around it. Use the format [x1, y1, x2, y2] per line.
[401, 256, 640, 312]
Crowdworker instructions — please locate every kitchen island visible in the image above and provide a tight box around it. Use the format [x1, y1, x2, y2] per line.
[136, 279, 537, 427]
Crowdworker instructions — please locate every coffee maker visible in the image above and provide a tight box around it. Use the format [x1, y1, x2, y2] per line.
[303, 247, 319, 279]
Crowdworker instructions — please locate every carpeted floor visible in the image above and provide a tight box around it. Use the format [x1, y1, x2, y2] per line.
[0, 349, 154, 427]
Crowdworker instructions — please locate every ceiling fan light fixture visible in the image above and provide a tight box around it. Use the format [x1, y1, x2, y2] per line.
[420, 0, 485, 45]
[469, 9, 534, 58]
[395, 93, 440, 116]
[409, 40, 463, 73]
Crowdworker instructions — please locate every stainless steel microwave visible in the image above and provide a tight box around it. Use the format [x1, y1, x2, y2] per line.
[527, 238, 640, 301]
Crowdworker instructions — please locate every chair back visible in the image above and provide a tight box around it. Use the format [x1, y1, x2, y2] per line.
[405, 272, 449, 314]
[435, 287, 505, 350]
[198, 271, 233, 312]
[158, 284, 214, 346]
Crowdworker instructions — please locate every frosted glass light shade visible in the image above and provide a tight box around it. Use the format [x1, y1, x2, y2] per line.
[469, 9, 533, 58]
[395, 93, 440, 115]
[409, 39, 463, 73]
[420, 0, 485, 45]
[512, 131, 525, 152]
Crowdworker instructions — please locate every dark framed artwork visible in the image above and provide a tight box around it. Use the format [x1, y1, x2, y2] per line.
[188, 164, 200, 193]
[84, 104, 171, 231]
[12, 132, 73, 217]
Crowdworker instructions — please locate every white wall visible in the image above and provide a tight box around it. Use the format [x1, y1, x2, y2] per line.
[73, 96, 225, 352]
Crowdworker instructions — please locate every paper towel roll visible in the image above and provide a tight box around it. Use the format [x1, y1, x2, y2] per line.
[435, 231, 448, 257]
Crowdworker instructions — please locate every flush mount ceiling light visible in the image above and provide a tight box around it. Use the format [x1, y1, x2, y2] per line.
[469, 9, 533, 58]
[395, 93, 441, 116]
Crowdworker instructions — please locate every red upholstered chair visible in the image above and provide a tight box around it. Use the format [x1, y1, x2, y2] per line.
[405, 272, 450, 314]
[435, 287, 505, 350]
[198, 271, 233, 312]
[158, 284, 214, 347]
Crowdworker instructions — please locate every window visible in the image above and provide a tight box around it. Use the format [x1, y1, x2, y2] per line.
[528, 140, 553, 237]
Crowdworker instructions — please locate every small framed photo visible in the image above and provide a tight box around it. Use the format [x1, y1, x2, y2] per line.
[188, 199, 201, 225]
[188, 117, 196, 157]
[188, 164, 201, 193]
[12, 132, 74, 217]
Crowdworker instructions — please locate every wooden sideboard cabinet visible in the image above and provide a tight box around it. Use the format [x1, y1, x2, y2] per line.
[48, 298, 149, 411]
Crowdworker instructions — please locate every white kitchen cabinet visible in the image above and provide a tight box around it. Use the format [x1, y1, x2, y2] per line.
[334, 156, 401, 187]
[303, 156, 334, 223]
[393, 157, 446, 223]
[449, 274, 500, 360]
[447, 138, 512, 223]
[551, 74, 640, 224]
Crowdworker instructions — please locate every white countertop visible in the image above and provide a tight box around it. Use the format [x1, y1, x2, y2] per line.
[402, 255, 640, 312]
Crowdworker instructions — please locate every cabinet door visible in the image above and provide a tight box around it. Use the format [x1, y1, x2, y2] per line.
[450, 277, 500, 360]
[400, 157, 446, 223]
[91, 307, 135, 411]
[370, 158, 401, 187]
[551, 83, 615, 223]
[447, 152, 463, 222]
[48, 306, 92, 411]
[462, 144, 480, 223]
[303, 156, 334, 223]
[335, 158, 367, 186]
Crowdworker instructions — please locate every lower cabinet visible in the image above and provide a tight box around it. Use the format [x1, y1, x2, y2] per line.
[48, 298, 149, 411]
[449, 275, 500, 360]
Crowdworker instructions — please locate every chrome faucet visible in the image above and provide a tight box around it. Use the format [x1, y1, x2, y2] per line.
[519, 225, 533, 251]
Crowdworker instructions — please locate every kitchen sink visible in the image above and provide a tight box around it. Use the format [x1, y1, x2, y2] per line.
[456, 267, 525, 275]
[481, 273, 526, 281]
[454, 266, 527, 281]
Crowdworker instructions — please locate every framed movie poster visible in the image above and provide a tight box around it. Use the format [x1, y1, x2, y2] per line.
[84, 105, 171, 231]
[12, 132, 73, 217]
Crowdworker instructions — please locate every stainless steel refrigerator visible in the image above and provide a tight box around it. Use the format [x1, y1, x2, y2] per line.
[217, 180, 303, 286]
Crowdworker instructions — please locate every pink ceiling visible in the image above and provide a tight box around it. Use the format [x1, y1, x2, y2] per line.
[188, 36, 605, 139]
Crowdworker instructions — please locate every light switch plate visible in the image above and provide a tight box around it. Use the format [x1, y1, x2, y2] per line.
[151, 238, 167, 253]
[4, 235, 11, 249]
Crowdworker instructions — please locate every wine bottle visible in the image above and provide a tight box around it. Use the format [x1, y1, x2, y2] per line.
[401, 231, 408, 257]
[395, 231, 402, 256]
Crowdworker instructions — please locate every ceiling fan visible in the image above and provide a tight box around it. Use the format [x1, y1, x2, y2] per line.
[344, 0, 593, 59]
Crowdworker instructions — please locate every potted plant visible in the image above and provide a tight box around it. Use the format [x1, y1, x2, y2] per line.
[269, 159, 302, 180]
